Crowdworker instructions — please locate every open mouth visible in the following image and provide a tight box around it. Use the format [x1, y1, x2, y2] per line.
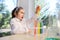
[21, 17, 23, 19]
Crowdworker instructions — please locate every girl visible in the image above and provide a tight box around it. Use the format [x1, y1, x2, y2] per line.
[10, 7, 30, 34]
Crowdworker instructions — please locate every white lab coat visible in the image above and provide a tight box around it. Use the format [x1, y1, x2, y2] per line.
[10, 17, 29, 34]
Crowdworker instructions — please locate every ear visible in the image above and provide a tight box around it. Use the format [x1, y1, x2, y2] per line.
[14, 13, 17, 17]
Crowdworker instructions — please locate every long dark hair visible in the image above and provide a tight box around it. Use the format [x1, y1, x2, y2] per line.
[12, 7, 23, 18]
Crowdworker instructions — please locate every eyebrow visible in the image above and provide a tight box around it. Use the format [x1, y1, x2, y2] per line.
[21, 12, 24, 14]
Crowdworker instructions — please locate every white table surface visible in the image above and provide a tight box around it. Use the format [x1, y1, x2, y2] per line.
[0, 34, 40, 40]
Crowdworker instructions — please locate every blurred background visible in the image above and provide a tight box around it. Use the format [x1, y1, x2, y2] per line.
[0, 0, 17, 37]
[0, 0, 60, 40]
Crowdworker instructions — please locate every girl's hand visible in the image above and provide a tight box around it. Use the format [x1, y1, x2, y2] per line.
[27, 29, 31, 34]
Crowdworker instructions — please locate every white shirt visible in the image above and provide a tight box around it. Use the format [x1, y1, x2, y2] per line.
[10, 17, 29, 34]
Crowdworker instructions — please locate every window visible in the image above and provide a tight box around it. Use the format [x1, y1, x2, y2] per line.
[0, 0, 17, 37]
[35, 0, 60, 34]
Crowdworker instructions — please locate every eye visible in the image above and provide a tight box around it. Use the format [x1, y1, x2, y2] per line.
[21, 12, 24, 14]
